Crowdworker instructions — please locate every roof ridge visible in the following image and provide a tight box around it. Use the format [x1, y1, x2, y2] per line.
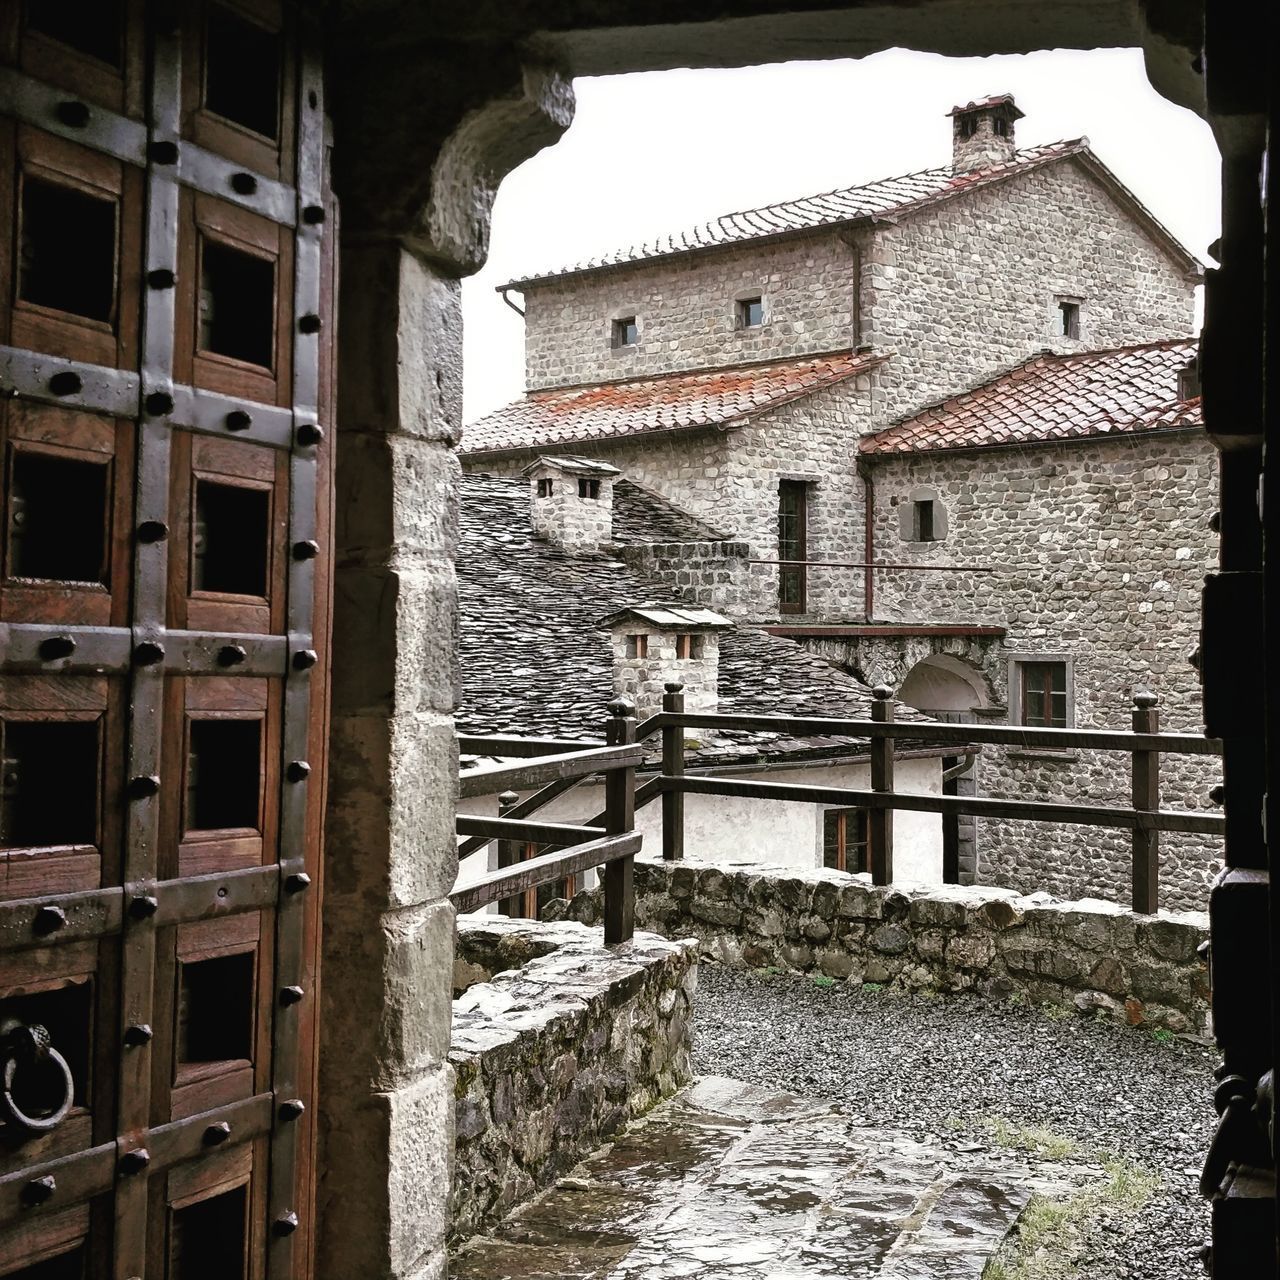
[500, 139, 1090, 289]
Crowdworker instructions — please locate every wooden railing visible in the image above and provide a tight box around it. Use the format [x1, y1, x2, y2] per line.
[453, 701, 641, 941]
[454, 684, 1225, 931]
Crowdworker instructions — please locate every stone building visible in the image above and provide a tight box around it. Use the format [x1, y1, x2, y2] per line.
[453, 468, 955, 889]
[462, 98, 1218, 909]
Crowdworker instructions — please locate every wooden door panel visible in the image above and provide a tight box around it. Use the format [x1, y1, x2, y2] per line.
[0, 5, 331, 1278]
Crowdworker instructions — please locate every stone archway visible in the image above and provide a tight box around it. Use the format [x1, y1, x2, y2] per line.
[307, 4, 1256, 1277]
[899, 653, 991, 717]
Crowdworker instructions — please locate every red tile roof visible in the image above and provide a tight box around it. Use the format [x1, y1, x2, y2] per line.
[501, 140, 1199, 288]
[462, 349, 887, 456]
[860, 338, 1201, 456]
[947, 94, 1024, 117]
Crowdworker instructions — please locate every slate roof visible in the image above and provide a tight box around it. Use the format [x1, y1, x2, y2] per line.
[457, 472, 936, 763]
[462, 349, 886, 457]
[860, 338, 1202, 456]
[500, 140, 1200, 288]
[609, 480, 729, 545]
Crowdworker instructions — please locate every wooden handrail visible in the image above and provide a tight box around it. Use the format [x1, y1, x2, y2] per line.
[455, 815, 605, 846]
[640, 711, 1222, 756]
[662, 775, 1225, 836]
[458, 742, 645, 799]
[458, 733, 604, 757]
[449, 832, 642, 916]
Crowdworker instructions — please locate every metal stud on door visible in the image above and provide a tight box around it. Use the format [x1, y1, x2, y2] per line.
[0, 4, 332, 1278]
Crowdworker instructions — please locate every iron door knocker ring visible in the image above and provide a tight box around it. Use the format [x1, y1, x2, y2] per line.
[0, 1018, 75, 1133]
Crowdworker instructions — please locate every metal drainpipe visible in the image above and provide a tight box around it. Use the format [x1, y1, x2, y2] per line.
[499, 286, 525, 317]
[859, 459, 875, 620]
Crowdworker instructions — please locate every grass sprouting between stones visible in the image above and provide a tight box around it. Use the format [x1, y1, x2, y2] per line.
[983, 1158, 1160, 1280]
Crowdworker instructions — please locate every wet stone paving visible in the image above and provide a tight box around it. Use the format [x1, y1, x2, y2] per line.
[451, 1077, 1073, 1280]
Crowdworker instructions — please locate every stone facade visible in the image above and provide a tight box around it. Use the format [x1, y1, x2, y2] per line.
[614, 539, 753, 615]
[449, 918, 697, 1245]
[863, 429, 1220, 909]
[523, 230, 862, 391]
[556, 856, 1210, 1036]
[606, 611, 730, 719]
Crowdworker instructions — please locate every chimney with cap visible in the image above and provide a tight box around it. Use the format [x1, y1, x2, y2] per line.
[523, 455, 620, 553]
[948, 95, 1023, 173]
[599, 603, 733, 722]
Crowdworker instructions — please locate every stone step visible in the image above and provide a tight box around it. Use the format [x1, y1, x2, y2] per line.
[452, 1076, 1061, 1280]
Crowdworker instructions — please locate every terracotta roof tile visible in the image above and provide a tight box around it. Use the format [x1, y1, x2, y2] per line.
[860, 338, 1201, 456]
[462, 349, 887, 456]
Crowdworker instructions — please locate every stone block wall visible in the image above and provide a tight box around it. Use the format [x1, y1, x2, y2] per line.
[857, 158, 1197, 425]
[865, 430, 1220, 910]
[614, 539, 753, 616]
[557, 856, 1209, 1036]
[521, 230, 861, 390]
[449, 917, 698, 1246]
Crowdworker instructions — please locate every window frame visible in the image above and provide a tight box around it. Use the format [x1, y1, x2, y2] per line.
[777, 478, 809, 615]
[625, 633, 648, 659]
[1054, 296, 1082, 341]
[823, 807, 868, 872]
[611, 315, 639, 349]
[736, 295, 765, 330]
[1009, 656, 1073, 730]
[578, 477, 600, 499]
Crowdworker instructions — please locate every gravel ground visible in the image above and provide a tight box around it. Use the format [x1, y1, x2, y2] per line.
[692, 964, 1215, 1280]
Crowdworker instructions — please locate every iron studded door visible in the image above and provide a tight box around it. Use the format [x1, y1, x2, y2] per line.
[0, 3, 333, 1278]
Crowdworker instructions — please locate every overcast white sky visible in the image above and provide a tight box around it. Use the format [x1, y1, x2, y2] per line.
[461, 47, 1220, 424]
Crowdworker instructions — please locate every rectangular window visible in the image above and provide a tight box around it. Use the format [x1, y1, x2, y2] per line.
[611, 316, 638, 348]
[913, 499, 936, 542]
[578, 477, 600, 499]
[823, 808, 868, 872]
[625, 634, 648, 659]
[186, 718, 262, 832]
[778, 480, 808, 614]
[0, 720, 98, 848]
[198, 238, 276, 368]
[675, 634, 703, 660]
[1057, 300, 1081, 340]
[177, 951, 255, 1063]
[536, 477, 553, 497]
[26, 1, 124, 66]
[8, 450, 111, 585]
[169, 1183, 249, 1280]
[1019, 661, 1068, 729]
[204, 5, 281, 141]
[737, 296, 764, 328]
[19, 176, 118, 324]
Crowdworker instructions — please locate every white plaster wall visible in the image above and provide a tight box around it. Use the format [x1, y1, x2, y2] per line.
[455, 753, 945, 894]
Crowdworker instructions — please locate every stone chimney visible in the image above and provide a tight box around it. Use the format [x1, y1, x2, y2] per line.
[523, 455, 620, 553]
[948, 95, 1023, 173]
[600, 604, 733, 721]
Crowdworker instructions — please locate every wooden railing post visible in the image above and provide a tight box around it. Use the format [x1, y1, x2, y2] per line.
[662, 681, 685, 861]
[603, 696, 637, 944]
[497, 789, 521, 916]
[1131, 689, 1160, 914]
[869, 685, 895, 885]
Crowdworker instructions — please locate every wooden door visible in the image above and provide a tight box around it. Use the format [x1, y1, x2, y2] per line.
[0, 4, 333, 1278]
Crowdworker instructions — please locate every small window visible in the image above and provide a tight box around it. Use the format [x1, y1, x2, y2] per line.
[8, 451, 110, 585]
[824, 808, 868, 872]
[958, 116, 978, 140]
[675, 634, 704, 660]
[4, 1243, 88, 1280]
[186, 718, 261, 832]
[192, 480, 270, 597]
[25, 1, 123, 66]
[536, 477, 553, 498]
[913, 500, 937, 543]
[611, 316, 638, 348]
[199, 238, 276, 368]
[625, 634, 648, 659]
[204, 5, 281, 141]
[0, 720, 99, 848]
[1056, 300, 1081, 340]
[1019, 661, 1068, 729]
[170, 1185, 249, 1280]
[177, 951, 255, 1063]
[578, 478, 600, 499]
[19, 177, 118, 324]
[993, 116, 1009, 137]
[1178, 361, 1201, 401]
[737, 296, 764, 329]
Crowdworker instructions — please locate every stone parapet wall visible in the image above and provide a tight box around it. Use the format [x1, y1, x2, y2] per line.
[557, 857, 1209, 1036]
[449, 918, 698, 1245]
[615, 539, 752, 615]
